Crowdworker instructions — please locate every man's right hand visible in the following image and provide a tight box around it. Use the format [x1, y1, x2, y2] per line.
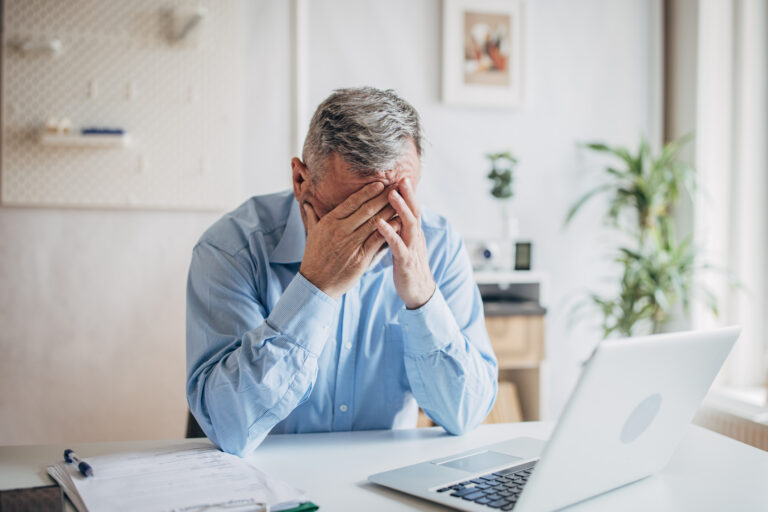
[299, 181, 401, 300]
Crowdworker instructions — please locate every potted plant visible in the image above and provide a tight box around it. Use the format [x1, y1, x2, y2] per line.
[566, 135, 718, 337]
[486, 151, 519, 269]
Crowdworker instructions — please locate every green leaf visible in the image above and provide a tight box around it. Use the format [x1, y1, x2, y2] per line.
[605, 167, 626, 179]
[564, 183, 613, 225]
[584, 142, 611, 152]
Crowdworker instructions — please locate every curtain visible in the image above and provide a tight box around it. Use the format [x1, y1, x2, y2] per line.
[694, 0, 768, 389]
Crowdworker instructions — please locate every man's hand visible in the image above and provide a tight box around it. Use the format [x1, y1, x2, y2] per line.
[299, 182, 401, 300]
[376, 178, 436, 309]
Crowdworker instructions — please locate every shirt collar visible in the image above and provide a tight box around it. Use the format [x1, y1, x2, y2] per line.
[269, 197, 306, 264]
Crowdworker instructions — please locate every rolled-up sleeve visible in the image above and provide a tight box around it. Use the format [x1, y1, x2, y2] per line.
[186, 242, 337, 456]
[398, 228, 498, 435]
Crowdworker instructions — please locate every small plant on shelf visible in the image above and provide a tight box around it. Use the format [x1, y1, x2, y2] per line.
[485, 151, 520, 270]
[486, 151, 517, 199]
[566, 135, 718, 338]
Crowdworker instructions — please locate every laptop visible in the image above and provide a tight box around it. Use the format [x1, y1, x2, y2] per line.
[369, 327, 739, 511]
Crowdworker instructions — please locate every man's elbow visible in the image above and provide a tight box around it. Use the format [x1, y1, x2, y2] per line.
[440, 410, 489, 436]
[443, 384, 497, 436]
[188, 403, 271, 457]
[443, 422, 474, 436]
[217, 424, 272, 457]
[439, 405, 488, 436]
[187, 383, 246, 456]
[217, 433, 251, 457]
[189, 406, 256, 457]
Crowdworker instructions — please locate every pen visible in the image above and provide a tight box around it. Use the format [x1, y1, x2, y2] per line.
[63, 449, 94, 477]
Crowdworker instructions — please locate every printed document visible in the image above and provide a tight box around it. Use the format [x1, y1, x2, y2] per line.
[47, 442, 306, 511]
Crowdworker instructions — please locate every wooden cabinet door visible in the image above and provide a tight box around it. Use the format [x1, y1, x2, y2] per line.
[485, 315, 545, 368]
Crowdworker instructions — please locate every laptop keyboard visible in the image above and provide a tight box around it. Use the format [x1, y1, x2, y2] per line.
[436, 460, 538, 510]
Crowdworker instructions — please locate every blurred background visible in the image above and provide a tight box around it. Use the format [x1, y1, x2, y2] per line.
[1, 0, 766, 449]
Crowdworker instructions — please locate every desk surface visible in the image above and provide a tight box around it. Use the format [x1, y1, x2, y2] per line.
[1, 422, 767, 511]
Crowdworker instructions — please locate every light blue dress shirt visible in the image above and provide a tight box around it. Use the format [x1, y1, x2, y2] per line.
[186, 190, 498, 456]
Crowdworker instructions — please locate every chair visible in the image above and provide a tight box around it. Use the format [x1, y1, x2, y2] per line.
[186, 410, 207, 438]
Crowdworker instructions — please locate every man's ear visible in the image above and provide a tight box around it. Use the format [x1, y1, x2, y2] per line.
[291, 157, 311, 197]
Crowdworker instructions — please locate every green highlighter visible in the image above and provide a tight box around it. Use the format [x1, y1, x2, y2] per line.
[279, 502, 319, 512]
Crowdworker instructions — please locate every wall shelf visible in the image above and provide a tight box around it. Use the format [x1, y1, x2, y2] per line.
[475, 271, 548, 307]
[474, 270, 546, 285]
[40, 133, 132, 149]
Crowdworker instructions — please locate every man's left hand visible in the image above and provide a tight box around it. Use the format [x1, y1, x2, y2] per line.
[376, 178, 436, 309]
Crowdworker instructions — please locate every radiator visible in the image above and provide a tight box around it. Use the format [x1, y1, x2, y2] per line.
[693, 395, 768, 451]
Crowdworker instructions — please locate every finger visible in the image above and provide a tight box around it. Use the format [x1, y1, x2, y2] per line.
[388, 189, 417, 242]
[363, 228, 386, 256]
[362, 217, 401, 255]
[303, 203, 319, 232]
[330, 181, 385, 220]
[355, 204, 397, 238]
[343, 184, 397, 231]
[390, 217, 403, 235]
[398, 178, 421, 218]
[376, 218, 408, 262]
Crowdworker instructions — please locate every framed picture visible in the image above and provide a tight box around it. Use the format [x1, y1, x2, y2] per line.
[442, 0, 523, 107]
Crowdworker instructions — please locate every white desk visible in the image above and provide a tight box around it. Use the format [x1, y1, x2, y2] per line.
[1, 422, 767, 511]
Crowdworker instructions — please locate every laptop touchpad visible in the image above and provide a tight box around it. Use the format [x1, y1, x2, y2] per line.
[437, 451, 522, 473]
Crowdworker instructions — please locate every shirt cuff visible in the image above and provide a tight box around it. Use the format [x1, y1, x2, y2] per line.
[267, 273, 339, 356]
[398, 288, 462, 356]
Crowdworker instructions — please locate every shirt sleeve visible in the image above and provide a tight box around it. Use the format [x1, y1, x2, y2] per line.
[398, 227, 498, 435]
[186, 241, 338, 456]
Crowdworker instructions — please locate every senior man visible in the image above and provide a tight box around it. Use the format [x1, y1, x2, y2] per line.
[186, 87, 498, 456]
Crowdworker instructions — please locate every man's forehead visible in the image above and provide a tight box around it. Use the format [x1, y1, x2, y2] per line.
[328, 154, 416, 180]
[324, 154, 417, 187]
[352, 169, 407, 187]
[314, 170, 391, 208]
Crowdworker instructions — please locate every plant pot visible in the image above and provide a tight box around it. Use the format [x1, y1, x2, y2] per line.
[500, 200, 518, 270]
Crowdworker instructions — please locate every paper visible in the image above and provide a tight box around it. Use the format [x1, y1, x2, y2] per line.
[47, 442, 306, 512]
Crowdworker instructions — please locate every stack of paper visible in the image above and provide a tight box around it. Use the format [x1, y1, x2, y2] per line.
[47, 442, 309, 512]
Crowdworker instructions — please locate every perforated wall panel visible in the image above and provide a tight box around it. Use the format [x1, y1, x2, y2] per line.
[2, 0, 242, 210]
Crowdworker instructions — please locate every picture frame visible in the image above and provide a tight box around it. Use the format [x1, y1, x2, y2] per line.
[442, 0, 523, 107]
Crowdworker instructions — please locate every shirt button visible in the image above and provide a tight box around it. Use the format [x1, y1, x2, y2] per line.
[345, 342, 352, 350]
[339, 404, 348, 412]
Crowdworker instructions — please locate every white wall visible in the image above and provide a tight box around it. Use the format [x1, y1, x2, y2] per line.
[0, 0, 656, 444]
[241, 0, 294, 196]
[0, 209, 218, 443]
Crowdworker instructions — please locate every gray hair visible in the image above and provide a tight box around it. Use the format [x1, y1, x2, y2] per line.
[301, 87, 424, 180]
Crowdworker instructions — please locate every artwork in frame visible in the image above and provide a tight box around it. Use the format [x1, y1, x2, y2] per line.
[442, 0, 523, 107]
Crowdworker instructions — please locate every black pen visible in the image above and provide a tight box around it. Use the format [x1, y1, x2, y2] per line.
[63, 449, 94, 477]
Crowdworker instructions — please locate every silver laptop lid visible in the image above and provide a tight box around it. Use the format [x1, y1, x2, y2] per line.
[516, 327, 739, 511]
